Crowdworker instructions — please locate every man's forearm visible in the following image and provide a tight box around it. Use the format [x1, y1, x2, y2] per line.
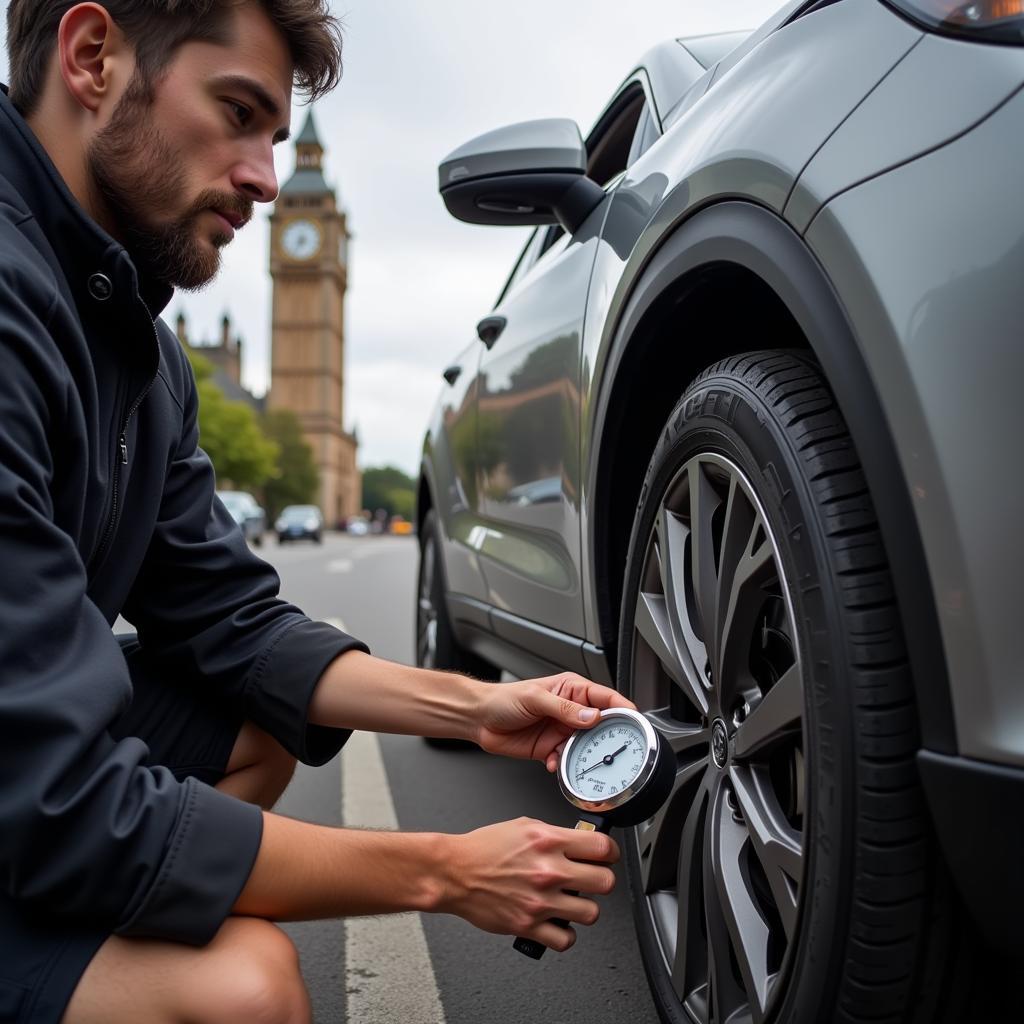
[307, 650, 485, 741]
[233, 809, 621, 954]
[233, 811, 450, 920]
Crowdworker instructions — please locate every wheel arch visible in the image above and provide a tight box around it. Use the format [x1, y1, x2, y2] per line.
[588, 200, 956, 753]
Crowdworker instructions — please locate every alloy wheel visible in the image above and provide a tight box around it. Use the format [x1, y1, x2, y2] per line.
[417, 538, 439, 669]
[629, 452, 805, 1024]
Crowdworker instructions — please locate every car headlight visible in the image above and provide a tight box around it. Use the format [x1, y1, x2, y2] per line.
[305, 519, 319, 530]
[885, 0, 1024, 43]
[275, 519, 286, 531]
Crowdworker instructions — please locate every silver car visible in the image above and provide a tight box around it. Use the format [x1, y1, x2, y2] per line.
[216, 489, 266, 547]
[418, 1, 1022, 1020]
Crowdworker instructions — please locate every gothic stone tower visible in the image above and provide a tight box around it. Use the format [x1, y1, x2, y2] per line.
[268, 110, 360, 524]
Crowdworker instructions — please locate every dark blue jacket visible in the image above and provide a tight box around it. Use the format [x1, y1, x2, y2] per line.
[0, 86, 368, 945]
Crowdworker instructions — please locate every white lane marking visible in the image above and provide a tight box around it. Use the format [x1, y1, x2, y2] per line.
[341, 731, 446, 1024]
[323, 617, 349, 634]
[328, 559, 354, 573]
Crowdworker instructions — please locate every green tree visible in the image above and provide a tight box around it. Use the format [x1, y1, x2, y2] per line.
[186, 350, 279, 490]
[362, 465, 415, 518]
[260, 410, 319, 519]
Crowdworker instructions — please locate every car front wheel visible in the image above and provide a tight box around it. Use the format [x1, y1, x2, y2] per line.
[416, 509, 497, 679]
[619, 352, 980, 1024]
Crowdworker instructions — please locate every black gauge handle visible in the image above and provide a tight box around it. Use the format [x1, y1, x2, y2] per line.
[513, 813, 608, 960]
[513, 716, 676, 962]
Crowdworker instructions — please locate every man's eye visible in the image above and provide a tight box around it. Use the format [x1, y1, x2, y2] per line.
[227, 101, 251, 125]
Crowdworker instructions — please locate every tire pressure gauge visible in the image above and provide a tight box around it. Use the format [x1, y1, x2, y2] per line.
[513, 707, 675, 959]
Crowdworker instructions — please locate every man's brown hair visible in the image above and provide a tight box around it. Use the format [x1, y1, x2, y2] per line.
[6, 0, 343, 116]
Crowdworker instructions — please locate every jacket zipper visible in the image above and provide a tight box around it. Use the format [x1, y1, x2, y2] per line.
[88, 316, 158, 573]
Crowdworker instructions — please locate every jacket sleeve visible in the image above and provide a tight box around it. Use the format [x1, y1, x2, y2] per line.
[120, 329, 369, 768]
[0, 268, 263, 945]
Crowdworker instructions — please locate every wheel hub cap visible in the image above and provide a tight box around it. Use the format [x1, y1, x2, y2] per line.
[711, 719, 729, 769]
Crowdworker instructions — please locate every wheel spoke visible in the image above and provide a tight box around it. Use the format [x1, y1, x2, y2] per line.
[733, 664, 802, 760]
[657, 508, 710, 711]
[707, 783, 772, 1022]
[635, 590, 707, 716]
[729, 765, 803, 942]
[637, 729, 709, 894]
[716, 497, 776, 699]
[646, 709, 710, 757]
[669, 781, 710, 1004]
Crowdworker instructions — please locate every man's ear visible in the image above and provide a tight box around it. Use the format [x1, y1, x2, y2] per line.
[56, 2, 132, 115]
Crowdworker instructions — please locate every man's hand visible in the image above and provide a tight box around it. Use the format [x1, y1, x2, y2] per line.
[439, 817, 619, 952]
[474, 673, 636, 772]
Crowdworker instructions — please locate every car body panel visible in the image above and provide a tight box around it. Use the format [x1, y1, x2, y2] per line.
[634, 41, 704, 128]
[677, 31, 752, 71]
[474, 229, 600, 638]
[579, 0, 920, 641]
[805, 86, 1024, 765]
[421, 339, 491, 603]
[787, 32, 1024, 232]
[701, 0, 812, 87]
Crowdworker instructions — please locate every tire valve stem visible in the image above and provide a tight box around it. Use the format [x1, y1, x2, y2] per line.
[726, 787, 744, 824]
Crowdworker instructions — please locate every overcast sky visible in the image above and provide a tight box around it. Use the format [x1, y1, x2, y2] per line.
[1, 1, 783, 475]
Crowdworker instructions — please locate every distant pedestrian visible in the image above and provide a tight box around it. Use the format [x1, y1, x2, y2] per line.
[0, 3, 630, 1022]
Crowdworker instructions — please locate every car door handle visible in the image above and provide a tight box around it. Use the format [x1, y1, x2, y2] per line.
[476, 315, 507, 349]
[442, 364, 462, 386]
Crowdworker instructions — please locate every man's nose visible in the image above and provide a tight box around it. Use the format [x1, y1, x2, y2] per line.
[232, 146, 279, 204]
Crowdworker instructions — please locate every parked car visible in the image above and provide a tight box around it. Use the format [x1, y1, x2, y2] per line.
[345, 515, 371, 536]
[216, 489, 265, 546]
[275, 504, 323, 544]
[419, 2, 1023, 1020]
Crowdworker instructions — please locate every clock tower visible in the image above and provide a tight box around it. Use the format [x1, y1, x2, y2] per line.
[268, 109, 360, 524]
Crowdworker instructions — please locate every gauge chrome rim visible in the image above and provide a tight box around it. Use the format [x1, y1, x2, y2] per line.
[629, 453, 805, 1024]
[558, 707, 660, 813]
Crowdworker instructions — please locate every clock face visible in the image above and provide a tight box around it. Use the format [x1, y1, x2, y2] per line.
[282, 219, 322, 261]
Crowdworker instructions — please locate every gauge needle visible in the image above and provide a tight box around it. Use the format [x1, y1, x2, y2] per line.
[576, 743, 629, 778]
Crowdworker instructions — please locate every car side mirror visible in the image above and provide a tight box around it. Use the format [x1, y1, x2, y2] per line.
[438, 118, 605, 235]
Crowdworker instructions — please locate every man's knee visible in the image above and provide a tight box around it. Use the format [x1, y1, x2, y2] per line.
[221, 721, 298, 809]
[209, 919, 309, 1024]
[63, 918, 309, 1024]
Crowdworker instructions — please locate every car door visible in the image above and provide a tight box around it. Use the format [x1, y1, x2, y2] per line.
[472, 79, 658, 646]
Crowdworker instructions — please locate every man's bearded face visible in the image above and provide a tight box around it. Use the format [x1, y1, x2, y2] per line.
[88, 81, 253, 292]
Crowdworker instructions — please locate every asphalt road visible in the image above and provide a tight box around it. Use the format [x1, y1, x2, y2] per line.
[264, 531, 660, 1024]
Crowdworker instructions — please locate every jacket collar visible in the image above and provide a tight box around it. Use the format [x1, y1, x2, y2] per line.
[0, 85, 173, 319]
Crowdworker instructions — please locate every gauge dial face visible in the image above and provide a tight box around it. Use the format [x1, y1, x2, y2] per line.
[565, 718, 649, 802]
[282, 219, 322, 260]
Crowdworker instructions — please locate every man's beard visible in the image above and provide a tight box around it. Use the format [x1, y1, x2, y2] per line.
[88, 86, 252, 292]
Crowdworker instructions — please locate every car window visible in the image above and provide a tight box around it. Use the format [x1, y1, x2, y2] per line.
[586, 83, 647, 187]
[627, 103, 660, 165]
[495, 227, 545, 305]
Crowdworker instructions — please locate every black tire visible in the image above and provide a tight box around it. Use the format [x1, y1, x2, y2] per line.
[416, 509, 497, 678]
[253, 534, 263, 548]
[618, 351, 984, 1024]
[417, 510, 497, 747]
